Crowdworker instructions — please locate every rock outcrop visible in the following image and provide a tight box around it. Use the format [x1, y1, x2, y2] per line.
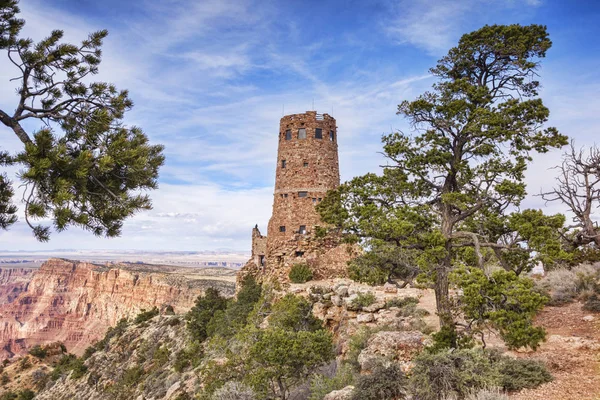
[0, 267, 36, 304]
[0, 258, 235, 359]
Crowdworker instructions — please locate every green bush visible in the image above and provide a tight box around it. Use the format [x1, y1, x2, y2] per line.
[269, 294, 323, 332]
[186, 288, 228, 342]
[351, 364, 406, 400]
[348, 262, 388, 286]
[385, 296, 419, 309]
[289, 263, 313, 284]
[120, 365, 145, 387]
[409, 349, 500, 400]
[309, 364, 355, 400]
[207, 275, 262, 339]
[28, 345, 47, 359]
[499, 358, 552, 391]
[349, 292, 376, 310]
[134, 307, 159, 324]
[0, 391, 35, 400]
[583, 294, 600, 312]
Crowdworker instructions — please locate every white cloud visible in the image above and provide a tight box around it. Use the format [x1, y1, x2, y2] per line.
[384, 0, 543, 54]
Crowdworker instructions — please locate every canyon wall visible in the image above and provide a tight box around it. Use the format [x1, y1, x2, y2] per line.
[0, 267, 36, 304]
[0, 258, 234, 359]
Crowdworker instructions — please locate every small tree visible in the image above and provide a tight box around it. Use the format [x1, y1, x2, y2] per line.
[0, 0, 164, 241]
[186, 288, 228, 342]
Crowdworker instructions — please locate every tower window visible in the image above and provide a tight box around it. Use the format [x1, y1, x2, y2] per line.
[279, 226, 286, 232]
[329, 130, 335, 141]
[285, 130, 292, 140]
[284, 193, 288, 198]
[312, 198, 317, 204]
[298, 128, 306, 139]
[295, 251, 305, 257]
[299, 225, 307, 234]
[298, 191, 308, 198]
[281, 159, 286, 168]
[315, 128, 323, 139]
[303, 162, 309, 167]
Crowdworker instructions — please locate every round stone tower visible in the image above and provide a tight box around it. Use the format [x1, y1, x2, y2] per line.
[266, 111, 339, 253]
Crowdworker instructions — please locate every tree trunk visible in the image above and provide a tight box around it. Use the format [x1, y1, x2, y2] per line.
[435, 254, 452, 328]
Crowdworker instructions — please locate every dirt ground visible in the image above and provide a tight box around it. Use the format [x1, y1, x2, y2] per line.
[509, 302, 600, 400]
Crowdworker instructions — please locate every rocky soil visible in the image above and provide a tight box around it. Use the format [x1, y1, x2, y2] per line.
[509, 301, 600, 400]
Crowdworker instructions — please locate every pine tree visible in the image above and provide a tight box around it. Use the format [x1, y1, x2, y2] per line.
[0, 0, 164, 241]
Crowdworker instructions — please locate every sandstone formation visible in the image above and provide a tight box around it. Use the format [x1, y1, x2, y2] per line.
[240, 111, 357, 285]
[0, 267, 35, 304]
[0, 258, 234, 359]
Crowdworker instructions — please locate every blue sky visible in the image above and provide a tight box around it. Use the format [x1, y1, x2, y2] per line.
[1, 0, 599, 251]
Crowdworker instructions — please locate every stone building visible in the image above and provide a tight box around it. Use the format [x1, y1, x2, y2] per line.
[241, 111, 356, 283]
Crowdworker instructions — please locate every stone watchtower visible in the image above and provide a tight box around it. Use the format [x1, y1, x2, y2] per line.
[266, 111, 339, 250]
[242, 111, 353, 283]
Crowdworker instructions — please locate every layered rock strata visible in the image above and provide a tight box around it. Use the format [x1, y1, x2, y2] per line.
[0, 258, 234, 358]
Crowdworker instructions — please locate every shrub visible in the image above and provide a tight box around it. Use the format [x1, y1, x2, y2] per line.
[351, 364, 406, 400]
[309, 364, 355, 400]
[289, 263, 313, 284]
[28, 345, 47, 359]
[0, 391, 35, 400]
[212, 381, 256, 400]
[186, 288, 228, 342]
[409, 349, 500, 400]
[538, 264, 600, 305]
[465, 388, 508, 400]
[120, 365, 145, 387]
[583, 293, 600, 312]
[207, 275, 262, 339]
[349, 292, 376, 310]
[498, 358, 552, 391]
[348, 262, 388, 286]
[269, 294, 323, 332]
[134, 307, 160, 324]
[0, 373, 8, 385]
[19, 356, 32, 371]
[385, 296, 419, 309]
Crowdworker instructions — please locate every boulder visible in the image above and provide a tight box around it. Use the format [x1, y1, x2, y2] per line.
[383, 282, 398, 294]
[331, 295, 343, 307]
[583, 315, 595, 322]
[356, 313, 375, 323]
[336, 285, 349, 297]
[358, 330, 425, 372]
[324, 386, 355, 400]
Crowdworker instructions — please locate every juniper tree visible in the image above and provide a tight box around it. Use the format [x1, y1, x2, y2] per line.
[0, 0, 164, 241]
[318, 24, 568, 347]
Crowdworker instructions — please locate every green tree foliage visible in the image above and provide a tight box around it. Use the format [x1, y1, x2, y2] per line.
[317, 24, 567, 344]
[245, 327, 334, 399]
[201, 293, 334, 400]
[288, 263, 314, 284]
[28, 344, 47, 359]
[0, 0, 164, 241]
[348, 241, 419, 286]
[268, 294, 323, 332]
[451, 266, 547, 350]
[134, 307, 159, 324]
[351, 364, 407, 400]
[207, 275, 262, 338]
[186, 288, 228, 342]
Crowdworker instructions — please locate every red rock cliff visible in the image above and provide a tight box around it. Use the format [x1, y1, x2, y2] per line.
[0, 267, 36, 304]
[0, 258, 232, 358]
